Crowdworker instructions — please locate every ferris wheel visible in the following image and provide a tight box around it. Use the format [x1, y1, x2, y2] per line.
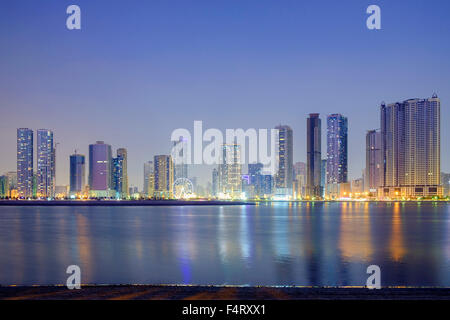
[173, 178, 194, 199]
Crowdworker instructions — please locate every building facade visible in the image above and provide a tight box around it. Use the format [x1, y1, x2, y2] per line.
[36, 129, 55, 198]
[89, 141, 113, 198]
[218, 144, 242, 198]
[154, 155, 174, 199]
[306, 114, 322, 198]
[380, 96, 442, 198]
[172, 137, 189, 181]
[293, 162, 307, 199]
[326, 114, 348, 184]
[116, 148, 129, 198]
[17, 128, 34, 198]
[69, 153, 85, 196]
[365, 129, 382, 194]
[0, 176, 9, 198]
[275, 125, 293, 196]
[143, 160, 154, 198]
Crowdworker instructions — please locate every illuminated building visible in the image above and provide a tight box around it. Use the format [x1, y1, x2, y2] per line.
[441, 172, 450, 197]
[380, 95, 442, 198]
[321, 159, 327, 198]
[172, 137, 189, 181]
[36, 129, 55, 198]
[293, 162, 306, 199]
[306, 114, 322, 198]
[365, 129, 382, 195]
[326, 114, 348, 185]
[17, 128, 33, 199]
[0, 176, 9, 198]
[143, 161, 154, 198]
[117, 148, 129, 197]
[275, 125, 293, 197]
[212, 168, 219, 197]
[88, 141, 114, 198]
[112, 148, 128, 199]
[351, 178, 364, 194]
[6, 171, 17, 190]
[154, 155, 174, 199]
[55, 185, 69, 199]
[69, 153, 85, 197]
[218, 144, 242, 198]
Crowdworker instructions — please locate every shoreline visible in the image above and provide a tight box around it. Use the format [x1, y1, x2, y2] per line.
[0, 199, 448, 206]
[0, 200, 255, 206]
[1, 285, 450, 300]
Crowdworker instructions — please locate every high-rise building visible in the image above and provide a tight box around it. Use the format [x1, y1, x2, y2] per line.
[275, 125, 293, 195]
[143, 160, 154, 198]
[17, 128, 33, 199]
[6, 171, 17, 190]
[306, 114, 322, 198]
[365, 129, 382, 194]
[293, 162, 307, 199]
[154, 155, 174, 199]
[259, 175, 273, 198]
[441, 172, 450, 197]
[212, 168, 219, 197]
[0, 176, 9, 198]
[36, 129, 55, 198]
[321, 159, 327, 197]
[218, 144, 242, 198]
[172, 137, 189, 181]
[380, 95, 442, 198]
[117, 148, 129, 197]
[248, 163, 263, 197]
[326, 114, 348, 184]
[89, 141, 113, 198]
[112, 153, 125, 199]
[69, 153, 85, 196]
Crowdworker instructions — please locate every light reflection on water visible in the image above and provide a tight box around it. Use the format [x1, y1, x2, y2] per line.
[0, 202, 449, 286]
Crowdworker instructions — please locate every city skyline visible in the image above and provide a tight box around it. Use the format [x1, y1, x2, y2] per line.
[1, 1, 450, 188]
[2, 94, 447, 200]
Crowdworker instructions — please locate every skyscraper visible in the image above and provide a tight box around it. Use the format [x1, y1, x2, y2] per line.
[36, 129, 55, 198]
[143, 160, 154, 198]
[0, 176, 9, 198]
[365, 129, 382, 193]
[380, 95, 442, 198]
[293, 161, 307, 199]
[306, 114, 322, 198]
[89, 141, 113, 198]
[116, 148, 129, 198]
[248, 163, 263, 198]
[212, 168, 219, 197]
[172, 137, 189, 181]
[326, 114, 348, 184]
[218, 144, 242, 198]
[17, 128, 33, 199]
[154, 155, 174, 199]
[69, 153, 85, 196]
[6, 172, 17, 191]
[275, 125, 293, 195]
[441, 172, 450, 197]
[112, 153, 125, 199]
[321, 158, 327, 198]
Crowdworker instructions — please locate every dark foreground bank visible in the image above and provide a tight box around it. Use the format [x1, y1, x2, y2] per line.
[0, 200, 254, 206]
[1, 285, 450, 300]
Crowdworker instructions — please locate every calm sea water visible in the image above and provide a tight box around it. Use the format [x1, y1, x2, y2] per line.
[0, 202, 449, 287]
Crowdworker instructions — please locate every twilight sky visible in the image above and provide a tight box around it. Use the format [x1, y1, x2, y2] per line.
[0, 0, 449, 189]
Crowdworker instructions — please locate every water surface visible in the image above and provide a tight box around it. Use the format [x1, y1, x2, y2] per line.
[0, 202, 449, 286]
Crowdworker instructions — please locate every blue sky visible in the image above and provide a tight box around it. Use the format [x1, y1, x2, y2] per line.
[1, 0, 449, 188]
